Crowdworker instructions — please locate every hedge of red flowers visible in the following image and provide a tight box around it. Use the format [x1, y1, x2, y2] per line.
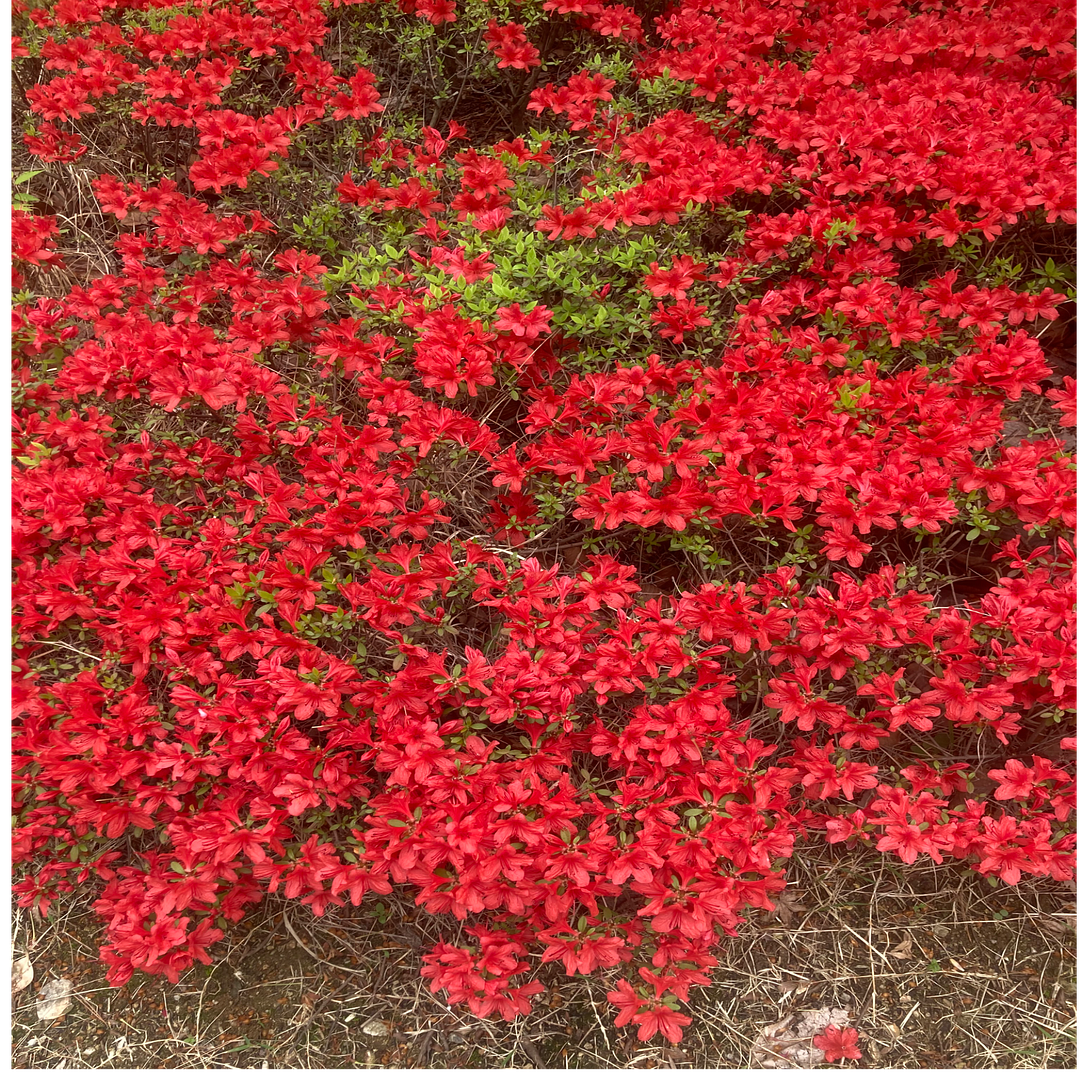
[12, 0, 1076, 1045]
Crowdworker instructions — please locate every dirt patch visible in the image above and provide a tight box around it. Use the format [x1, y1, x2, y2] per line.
[13, 853, 1076, 1069]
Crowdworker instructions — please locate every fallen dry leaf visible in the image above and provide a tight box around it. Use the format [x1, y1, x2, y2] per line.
[889, 935, 915, 960]
[1040, 904, 1077, 937]
[1001, 418, 1032, 446]
[13, 956, 34, 993]
[519, 1034, 547, 1068]
[762, 891, 809, 928]
[36, 977, 74, 1022]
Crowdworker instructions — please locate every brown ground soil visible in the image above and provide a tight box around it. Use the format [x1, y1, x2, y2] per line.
[12, 846, 1076, 1069]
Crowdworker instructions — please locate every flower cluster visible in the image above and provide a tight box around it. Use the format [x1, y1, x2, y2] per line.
[12, 0, 1075, 1047]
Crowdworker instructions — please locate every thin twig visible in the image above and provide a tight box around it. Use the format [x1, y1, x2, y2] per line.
[280, 910, 409, 974]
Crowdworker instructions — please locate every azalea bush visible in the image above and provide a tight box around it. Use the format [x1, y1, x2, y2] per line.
[11, 0, 1077, 1047]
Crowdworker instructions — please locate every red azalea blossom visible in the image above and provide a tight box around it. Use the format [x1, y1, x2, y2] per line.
[814, 1025, 863, 1062]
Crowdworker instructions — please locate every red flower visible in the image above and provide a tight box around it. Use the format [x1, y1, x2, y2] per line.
[607, 980, 693, 1043]
[643, 256, 707, 300]
[814, 1025, 862, 1062]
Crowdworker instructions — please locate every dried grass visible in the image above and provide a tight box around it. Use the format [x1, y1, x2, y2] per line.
[12, 850, 1076, 1069]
